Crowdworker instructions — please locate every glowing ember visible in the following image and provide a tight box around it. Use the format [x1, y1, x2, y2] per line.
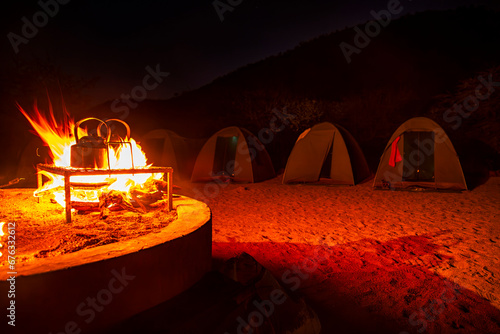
[19, 102, 163, 208]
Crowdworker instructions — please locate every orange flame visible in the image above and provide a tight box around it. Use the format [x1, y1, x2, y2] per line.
[17, 100, 75, 167]
[19, 101, 162, 208]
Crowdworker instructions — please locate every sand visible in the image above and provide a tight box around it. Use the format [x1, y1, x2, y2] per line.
[0, 190, 176, 267]
[1, 176, 498, 333]
[178, 176, 500, 333]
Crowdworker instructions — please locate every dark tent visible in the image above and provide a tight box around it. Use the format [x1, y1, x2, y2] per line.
[140, 129, 204, 182]
[373, 117, 467, 190]
[283, 122, 371, 185]
[191, 127, 275, 183]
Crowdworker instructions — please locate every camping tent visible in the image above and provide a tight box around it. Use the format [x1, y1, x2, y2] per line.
[282, 122, 371, 185]
[373, 117, 467, 190]
[191, 127, 276, 182]
[140, 129, 204, 181]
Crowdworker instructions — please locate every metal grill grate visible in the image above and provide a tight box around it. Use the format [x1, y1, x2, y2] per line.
[36, 164, 173, 223]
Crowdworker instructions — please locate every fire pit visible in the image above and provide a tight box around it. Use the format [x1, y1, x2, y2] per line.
[0, 103, 212, 332]
[36, 163, 173, 223]
[0, 193, 212, 333]
[21, 112, 175, 220]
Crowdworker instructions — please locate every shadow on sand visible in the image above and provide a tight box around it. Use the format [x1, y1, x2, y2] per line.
[212, 233, 500, 334]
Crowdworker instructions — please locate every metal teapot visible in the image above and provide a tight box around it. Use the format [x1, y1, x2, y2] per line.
[97, 118, 131, 145]
[98, 119, 135, 169]
[70, 118, 111, 169]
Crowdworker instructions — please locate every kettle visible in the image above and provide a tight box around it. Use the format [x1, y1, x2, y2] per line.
[70, 118, 111, 169]
[98, 119, 135, 169]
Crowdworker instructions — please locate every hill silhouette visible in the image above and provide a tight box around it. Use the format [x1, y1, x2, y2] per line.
[85, 6, 500, 173]
[4, 6, 500, 185]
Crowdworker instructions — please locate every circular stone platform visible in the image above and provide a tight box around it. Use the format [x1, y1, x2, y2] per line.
[0, 196, 211, 333]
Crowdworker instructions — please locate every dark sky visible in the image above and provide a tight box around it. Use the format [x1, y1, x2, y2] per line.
[1, 0, 498, 107]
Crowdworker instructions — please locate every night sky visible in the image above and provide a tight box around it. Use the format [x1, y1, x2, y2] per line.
[2, 0, 498, 108]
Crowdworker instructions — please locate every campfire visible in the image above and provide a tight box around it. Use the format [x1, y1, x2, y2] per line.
[19, 103, 173, 223]
[0, 101, 211, 334]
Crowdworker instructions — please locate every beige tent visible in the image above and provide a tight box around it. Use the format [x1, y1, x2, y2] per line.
[140, 129, 204, 181]
[282, 122, 371, 185]
[373, 117, 467, 190]
[191, 127, 275, 182]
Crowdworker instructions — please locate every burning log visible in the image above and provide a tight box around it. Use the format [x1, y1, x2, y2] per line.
[34, 185, 64, 197]
[129, 191, 148, 213]
[154, 179, 169, 192]
[72, 202, 99, 212]
[130, 188, 163, 202]
[35, 175, 173, 220]
[99, 190, 142, 219]
[130, 179, 163, 203]
[155, 179, 181, 193]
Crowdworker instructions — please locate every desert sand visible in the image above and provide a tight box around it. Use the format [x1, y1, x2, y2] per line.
[178, 175, 500, 333]
[1, 175, 498, 333]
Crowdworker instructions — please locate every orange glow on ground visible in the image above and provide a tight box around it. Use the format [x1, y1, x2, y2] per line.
[177, 175, 500, 332]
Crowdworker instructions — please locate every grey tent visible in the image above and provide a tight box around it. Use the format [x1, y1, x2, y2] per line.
[373, 117, 467, 190]
[191, 127, 275, 182]
[140, 129, 204, 182]
[282, 122, 371, 185]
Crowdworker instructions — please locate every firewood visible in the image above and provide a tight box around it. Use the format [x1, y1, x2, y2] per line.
[154, 179, 169, 192]
[130, 188, 163, 202]
[129, 191, 147, 213]
[0, 177, 24, 188]
[99, 190, 141, 219]
[149, 199, 170, 209]
[72, 202, 99, 212]
[35, 186, 64, 196]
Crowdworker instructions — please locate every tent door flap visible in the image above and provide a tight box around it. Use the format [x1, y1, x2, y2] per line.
[402, 131, 435, 182]
[320, 140, 333, 178]
[212, 136, 238, 177]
